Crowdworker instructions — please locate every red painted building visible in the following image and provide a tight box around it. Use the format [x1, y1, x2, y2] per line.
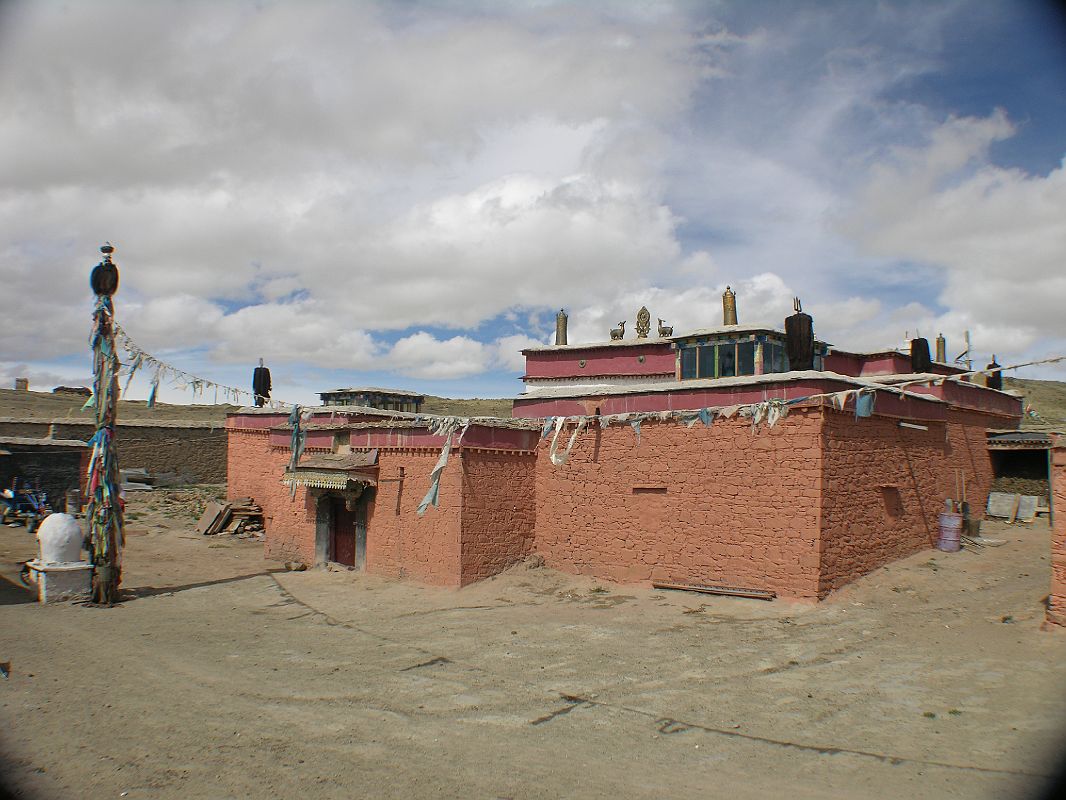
[228, 292, 1022, 600]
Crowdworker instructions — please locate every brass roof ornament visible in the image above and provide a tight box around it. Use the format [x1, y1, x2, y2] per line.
[723, 285, 738, 326]
[635, 306, 651, 338]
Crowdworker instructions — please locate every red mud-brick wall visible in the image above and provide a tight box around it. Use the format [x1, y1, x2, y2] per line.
[534, 411, 824, 599]
[459, 451, 537, 585]
[366, 450, 462, 586]
[818, 408, 997, 596]
[227, 428, 317, 563]
[944, 408, 1000, 506]
[1047, 437, 1066, 628]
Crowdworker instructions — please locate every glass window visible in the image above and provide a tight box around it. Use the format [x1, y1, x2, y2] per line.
[737, 341, 755, 375]
[761, 341, 788, 373]
[680, 347, 697, 379]
[718, 343, 736, 377]
[698, 345, 716, 379]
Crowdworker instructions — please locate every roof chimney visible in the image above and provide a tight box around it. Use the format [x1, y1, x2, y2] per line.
[722, 286, 738, 326]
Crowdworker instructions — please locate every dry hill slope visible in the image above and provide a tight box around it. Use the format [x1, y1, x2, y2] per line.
[1006, 377, 1066, 431]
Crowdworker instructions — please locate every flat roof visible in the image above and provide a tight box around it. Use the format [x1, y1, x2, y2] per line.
[515, 370, 945, 405]
[523, 324, 829, 354]
[988, 432, 1051, 443]
[869, 374, 1016, 396]
[229, 404, 537, 430]
[319, 387, 422, 397]
[232, 403, 415, 418]
[522, 337, 674, 354]
[0, 435, 88, 448]
[0, 416, 223, 429]
[274, 417, 540, 432]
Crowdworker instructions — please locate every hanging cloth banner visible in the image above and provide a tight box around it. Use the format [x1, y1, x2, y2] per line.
[417, 418, 469, 515]
[288, 405, 309, 497]
[540, 417, 556, 440]
[549, 417, 588, 465]
[417, 431, 455, 515]
[855, 391, 876, 419]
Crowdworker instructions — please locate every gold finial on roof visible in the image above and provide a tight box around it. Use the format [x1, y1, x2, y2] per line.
[722, 285, 738, 326]
[635, 306, 651, 338]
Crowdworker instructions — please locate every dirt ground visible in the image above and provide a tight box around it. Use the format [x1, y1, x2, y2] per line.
[1, 492, 1065, 800]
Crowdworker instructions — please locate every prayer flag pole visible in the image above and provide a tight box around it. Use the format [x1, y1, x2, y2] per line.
[87, 242, 123, 605]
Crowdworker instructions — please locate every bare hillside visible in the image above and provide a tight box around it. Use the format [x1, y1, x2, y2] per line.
[0, 388, 237, 422]
[1005, 378, 1066, 431]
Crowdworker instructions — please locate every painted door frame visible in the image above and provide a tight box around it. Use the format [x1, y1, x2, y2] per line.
[314, 486, 373, 569]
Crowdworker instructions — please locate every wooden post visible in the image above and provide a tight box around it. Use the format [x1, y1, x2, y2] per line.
[87, 243, 123, 605]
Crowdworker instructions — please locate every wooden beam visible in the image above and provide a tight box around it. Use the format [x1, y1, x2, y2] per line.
[652, 581, 776, 601]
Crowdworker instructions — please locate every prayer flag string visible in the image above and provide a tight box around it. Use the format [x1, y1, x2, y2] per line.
[112, 324, 294, 409]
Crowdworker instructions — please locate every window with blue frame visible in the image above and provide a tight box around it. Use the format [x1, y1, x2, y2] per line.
[763, 340, 790, 373]
[680, 347, 697, 379]
[737, 341, 755, 375]
[679, 339, 760, 379]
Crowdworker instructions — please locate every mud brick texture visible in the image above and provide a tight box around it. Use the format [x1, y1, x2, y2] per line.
[819, 408, 994, 595]
[535, 411, 824, 598]
[0, 419, 226, 484]
[1047, 437, 1066, 628]
[227, 404, 1003, 600]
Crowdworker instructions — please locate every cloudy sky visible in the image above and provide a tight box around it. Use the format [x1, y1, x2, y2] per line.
[1, 0, 1064, 405]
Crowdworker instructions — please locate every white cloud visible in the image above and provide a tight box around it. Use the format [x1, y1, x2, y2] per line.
[491, 334, 549, 372]
[841, 112, 1066, 347]
[0, 1, 1062, 397]
[388, 332, 489, 380]
[211, 301, 381, 369]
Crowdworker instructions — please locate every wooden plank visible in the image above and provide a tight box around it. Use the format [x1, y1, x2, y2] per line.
[1006, 495, 1021, 525]
[208, 506, 234, 535]
[652, 581, 776, 600]
[194, 502, 226, 535]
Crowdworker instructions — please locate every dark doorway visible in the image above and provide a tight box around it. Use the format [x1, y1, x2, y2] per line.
[330, 495, 368, 569]
[331, 497, 355, 566]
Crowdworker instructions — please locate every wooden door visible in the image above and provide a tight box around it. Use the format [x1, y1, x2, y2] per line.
[354, 497, 367, 570]
[331, 498, 356, 567]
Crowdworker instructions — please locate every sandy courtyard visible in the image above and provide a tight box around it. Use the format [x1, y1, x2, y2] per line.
[1, 490, 1065, 799]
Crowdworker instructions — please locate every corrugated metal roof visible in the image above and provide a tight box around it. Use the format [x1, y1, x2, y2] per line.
[282, 468, 377, 490]
[987, 432, 1053, 449]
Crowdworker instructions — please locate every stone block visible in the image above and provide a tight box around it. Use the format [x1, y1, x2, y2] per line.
[25, 560, 93, 603]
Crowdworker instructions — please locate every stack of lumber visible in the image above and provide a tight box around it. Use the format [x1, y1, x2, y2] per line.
[195, 498, 265, 539]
